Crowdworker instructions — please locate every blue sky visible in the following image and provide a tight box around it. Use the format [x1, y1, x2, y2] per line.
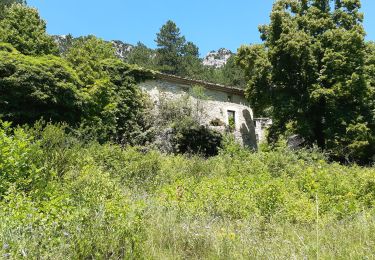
[28, 0, 375, 56]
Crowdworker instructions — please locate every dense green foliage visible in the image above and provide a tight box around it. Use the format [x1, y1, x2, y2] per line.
[0, 4, 57, 55]
[0, 0, 25, 18]
[0, 44, 82, 125]
[155, 20, 190, 74]
[365, 42, 375, 116]
[64, 36, 117, 84]
[0, 5, 155, 144]
[172, 122, 223, 156]
[0, 40, 153, 144]
[0, 122, 374, 258]
[63, 36, 142, 142]
[126, 42, 157, 69]
[237, 0, 375, 163]
[1, 2, 374, 258]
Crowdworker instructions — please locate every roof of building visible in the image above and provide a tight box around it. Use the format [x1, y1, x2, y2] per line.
[153, 72, 245, 96]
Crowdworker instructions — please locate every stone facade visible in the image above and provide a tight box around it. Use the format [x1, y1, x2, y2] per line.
[254, 118, 273, 143]
[139, 74, 258, 148]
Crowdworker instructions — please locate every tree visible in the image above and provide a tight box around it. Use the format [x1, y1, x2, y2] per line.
[182, 41, 199, 57]
[0, 43, 82, 125]
[126, 42, 157, 69]
[65, 35, 154, 144]
[100, 59, 154, 145]
[236, 44, 272, 111]
[0, 4, 58, 55]
[365, 42, 375, 109]
[155, 20, 186, 74]
[237, 0, 374, 162]
[364, 42, 375, 157]
[178, 41, 204, 78]
[0, 0, 26, 18]
[65, 35, 116, 85]
[220, 55, 247, 87]
[64, 36, 127, 141]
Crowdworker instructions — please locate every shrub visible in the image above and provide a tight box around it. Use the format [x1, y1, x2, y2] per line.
[172, 121, 223, 157]
[0, 121, 44, 197]
[0, 122, 374, 258]
[145, 92, 223, 156]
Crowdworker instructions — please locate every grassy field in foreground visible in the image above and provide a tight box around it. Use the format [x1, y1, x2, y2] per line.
[0, 123, 374, 259]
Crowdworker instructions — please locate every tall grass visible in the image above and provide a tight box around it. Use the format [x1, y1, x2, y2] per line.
[0, 123, 374, 259]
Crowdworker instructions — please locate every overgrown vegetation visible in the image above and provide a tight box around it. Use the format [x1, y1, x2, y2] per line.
[236, 0, 375, 163]
[0, 122, 374, 259]
[0, 4, 226, 151]
[144, 88, 224, 157]
[0, 1, 374, 258]
[0, 3, 156, 145]
[0, 3, 57, 55]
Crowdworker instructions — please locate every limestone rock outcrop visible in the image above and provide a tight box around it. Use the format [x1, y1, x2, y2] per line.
[202, 48, 233, 68]
[111, 40, 133, 59]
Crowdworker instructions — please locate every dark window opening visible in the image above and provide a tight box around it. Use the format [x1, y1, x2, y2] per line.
[227, 110, 236, 130]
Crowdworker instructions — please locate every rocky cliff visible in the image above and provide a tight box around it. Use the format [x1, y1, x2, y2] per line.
[202, 48, 233, 68]
[111, 40, 133, 59]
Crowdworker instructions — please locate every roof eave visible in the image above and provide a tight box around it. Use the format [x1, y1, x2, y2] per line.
[154, 72, 245, 96]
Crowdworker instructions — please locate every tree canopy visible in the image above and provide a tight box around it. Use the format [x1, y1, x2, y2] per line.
[65, 36, 117, 85]
[63, 36, 153, 143]
[0, 43, 82, 125]
[155, 20, 203, 76]
[126, 42, 157, 69]
[0, 0, 26, 18]
[237, 0, 374, 162]
[155, 20, 186, 74]
[0, 4, 57, 55]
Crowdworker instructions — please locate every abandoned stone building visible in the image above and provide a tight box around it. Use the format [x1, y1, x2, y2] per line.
[139, 73, 271, 148]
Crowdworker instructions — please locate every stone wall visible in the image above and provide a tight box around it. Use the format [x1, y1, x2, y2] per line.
[139, 79, 257, 148]
[254, 118, 273, 143]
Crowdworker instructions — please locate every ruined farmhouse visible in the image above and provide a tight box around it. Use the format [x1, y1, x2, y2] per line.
[139, 73, 271, 148]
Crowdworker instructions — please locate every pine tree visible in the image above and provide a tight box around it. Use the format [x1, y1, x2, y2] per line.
[155, 20, 186, 74]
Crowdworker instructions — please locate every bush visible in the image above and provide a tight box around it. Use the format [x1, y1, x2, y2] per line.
[0, 39, 155, 145]
[144, 92, 224, 156]
[172, 121, 223, 157]
[0, 122, 374, 258]
[0, 121, 44, 197]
